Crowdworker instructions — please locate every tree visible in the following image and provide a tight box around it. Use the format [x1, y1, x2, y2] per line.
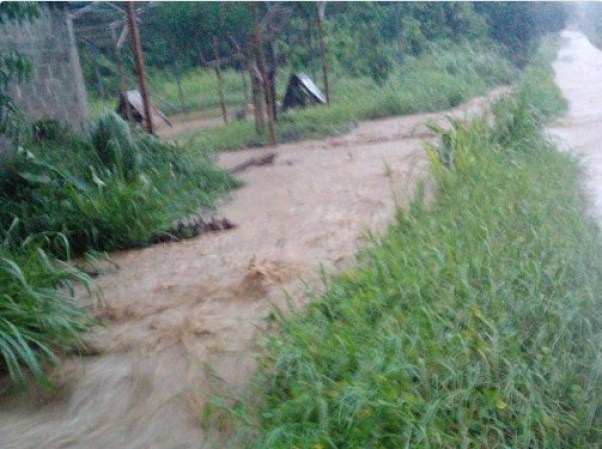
[475, 2, 568, 67]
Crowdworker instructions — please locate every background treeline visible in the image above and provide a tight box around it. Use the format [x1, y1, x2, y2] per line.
[80, 2, 569, 104]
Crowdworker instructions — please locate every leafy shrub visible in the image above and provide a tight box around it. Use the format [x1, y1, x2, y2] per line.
[0, 114, 238, 257]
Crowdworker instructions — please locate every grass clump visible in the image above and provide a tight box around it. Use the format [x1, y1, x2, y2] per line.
[0, 226, 97, 388]
[0, 112, 238, 256]
[216, 44, 601, 447]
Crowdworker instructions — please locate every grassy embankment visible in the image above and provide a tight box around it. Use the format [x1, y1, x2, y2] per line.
[211, 41, 602, 448]
[0, 113, 237, 388]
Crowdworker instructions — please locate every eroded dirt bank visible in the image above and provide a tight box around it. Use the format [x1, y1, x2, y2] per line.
[549, 31, 602, 226]
[0, 95, 499, 448]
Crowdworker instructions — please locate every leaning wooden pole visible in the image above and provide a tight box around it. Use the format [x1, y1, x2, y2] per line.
[316, 2, 330, 105]
[213, 36, 228, 124]
[253, 3, 276, 146]
[125, 2, 153, 134]
[111, 26, 134, 128]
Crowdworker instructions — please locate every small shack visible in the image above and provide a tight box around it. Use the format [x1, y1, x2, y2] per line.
[116, 90, 171, 127]
[282, 73, 327, 112]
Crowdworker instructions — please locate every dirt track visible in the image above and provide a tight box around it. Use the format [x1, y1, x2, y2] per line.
[0, 90, 502, 447]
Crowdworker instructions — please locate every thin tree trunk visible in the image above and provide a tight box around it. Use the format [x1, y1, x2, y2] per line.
[316, 2, 330, 105]
[266, 40, 278, 122]
[213, 36, 228, 124]
[253, 3, 276, 146]
[246, 52, 264, 133]
[226, 34, 250, 107]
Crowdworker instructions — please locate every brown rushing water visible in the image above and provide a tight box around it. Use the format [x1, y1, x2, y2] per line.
[548, 30, 602, 227]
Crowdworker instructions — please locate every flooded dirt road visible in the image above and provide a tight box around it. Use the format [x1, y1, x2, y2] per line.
[549, 31, 602, 226]
[0, 94, 500, 448]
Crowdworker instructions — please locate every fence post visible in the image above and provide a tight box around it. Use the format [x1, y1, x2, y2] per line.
[125, 2, 153, 134]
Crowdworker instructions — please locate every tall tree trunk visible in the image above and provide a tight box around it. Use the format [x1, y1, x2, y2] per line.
[246, 52, 264, 133]
[213, 36, 228, 124]
[316, 2, 330, 105]
[253, 3, 276, 146]
[266, 40, 278, 123]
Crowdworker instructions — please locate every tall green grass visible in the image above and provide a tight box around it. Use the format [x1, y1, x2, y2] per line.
[0, 225, 97, 388]
[0, 113, 238, 256]
[211, 42, 601, 448]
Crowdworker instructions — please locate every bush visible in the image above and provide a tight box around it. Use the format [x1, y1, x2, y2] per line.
[0, 113, 239, 256]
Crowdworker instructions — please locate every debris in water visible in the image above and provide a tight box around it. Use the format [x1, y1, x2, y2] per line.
[151, 216, 236, 244]
[229, 153, 276, 175]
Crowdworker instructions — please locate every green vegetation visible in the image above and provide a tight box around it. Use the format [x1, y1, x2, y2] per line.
[212, 43, 601, 448]
[81, 2, 567, 131]
[180, 42, 516, 150]
[0, 114, 238, 257]
[0, 234, 97, 388]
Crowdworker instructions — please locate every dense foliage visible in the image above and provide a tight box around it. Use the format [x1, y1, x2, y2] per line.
[79, 1, 568, 101]
[0, 114, 238, 257]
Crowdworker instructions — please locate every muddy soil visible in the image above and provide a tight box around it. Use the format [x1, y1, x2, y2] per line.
[0, 93, 502, 448]
[548, 31, 602, 226]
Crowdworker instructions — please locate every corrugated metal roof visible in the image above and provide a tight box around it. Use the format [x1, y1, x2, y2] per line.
[120, 90, 170, 127]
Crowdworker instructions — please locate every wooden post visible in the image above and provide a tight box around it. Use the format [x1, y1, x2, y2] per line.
[213, 36, 228, 124]
[125, 2, 153, 134]
[253, 3, 276, 146]
[316, 2, 330, 105]
[111, 26, 134, 128]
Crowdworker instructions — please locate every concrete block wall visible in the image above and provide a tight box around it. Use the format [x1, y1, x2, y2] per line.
[0, 4, 89, 133]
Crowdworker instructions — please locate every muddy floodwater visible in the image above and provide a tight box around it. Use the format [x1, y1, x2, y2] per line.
[2, 31, 600, 449]
[548, 31, 602, 227]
